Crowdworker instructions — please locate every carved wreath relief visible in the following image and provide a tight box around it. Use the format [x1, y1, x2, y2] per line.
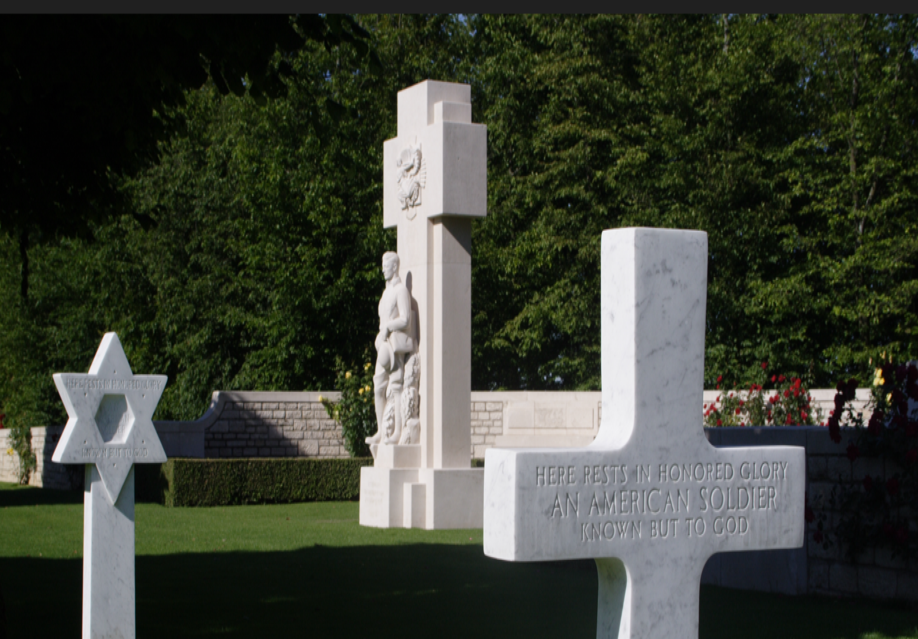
[396, 143, 425, 218]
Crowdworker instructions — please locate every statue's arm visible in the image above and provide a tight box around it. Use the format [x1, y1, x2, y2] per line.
[384, 286, 411, 334]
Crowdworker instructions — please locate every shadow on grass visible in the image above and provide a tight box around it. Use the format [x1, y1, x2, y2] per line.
[0, 484, 82, 507]
[3, 545, 917, 639]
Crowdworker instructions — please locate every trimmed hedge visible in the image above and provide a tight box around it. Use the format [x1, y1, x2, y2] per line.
[135, 457, 373, 507]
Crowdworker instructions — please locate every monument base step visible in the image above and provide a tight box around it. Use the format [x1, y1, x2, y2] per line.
[359, 466, 483, 530]
[374, 444, 421, 469]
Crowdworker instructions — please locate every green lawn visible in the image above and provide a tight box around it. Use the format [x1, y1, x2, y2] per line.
[1, 482, 916, 639]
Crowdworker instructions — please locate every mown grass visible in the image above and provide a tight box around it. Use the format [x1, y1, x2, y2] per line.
[1, 482, 916, 638]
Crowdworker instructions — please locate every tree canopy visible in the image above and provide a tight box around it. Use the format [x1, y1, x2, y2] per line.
[1, 14, 916, 428]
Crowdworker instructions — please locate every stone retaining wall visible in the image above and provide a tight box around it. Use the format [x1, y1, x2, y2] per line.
[699, 426, 916, 602]
[804, 430, 917, 601]
[0, 425, 73, 490]
[203, 392, 346, 458]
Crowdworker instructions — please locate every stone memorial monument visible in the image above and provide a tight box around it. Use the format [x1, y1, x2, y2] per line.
[359, 80, 486, 529]
[483, 228, 805, 638]
[51, 332, 167, 639]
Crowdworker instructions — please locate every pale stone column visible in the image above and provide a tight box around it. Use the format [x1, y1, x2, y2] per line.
[384, 80, 486, 471]
[83, 465, 135, 638]
[360, 80, 486, 529]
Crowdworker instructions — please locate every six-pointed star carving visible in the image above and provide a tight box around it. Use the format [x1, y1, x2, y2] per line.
[52, 333, 167, 503]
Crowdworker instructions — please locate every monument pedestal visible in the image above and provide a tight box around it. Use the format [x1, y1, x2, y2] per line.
[360, 445, 483, 530]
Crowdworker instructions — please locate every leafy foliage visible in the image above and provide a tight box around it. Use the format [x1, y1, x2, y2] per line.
[1, 15, 917, 431]
[135, 457, 373, 507]
[321, 357, 377, 458]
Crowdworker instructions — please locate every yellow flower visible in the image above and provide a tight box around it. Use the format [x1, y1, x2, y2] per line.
[358, 388, 364, 395]
[345, 371, 352, 379]
[887, 392, 893, 403]
[6, 448, 13, 456]
[365, 385, 372, 393]
[874, 368, 885, 387]
[318, 394, 324, 403]
[364, 362, 372, 370]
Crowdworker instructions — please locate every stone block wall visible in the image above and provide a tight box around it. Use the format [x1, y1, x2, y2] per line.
[470, 398, 505, 458]
[203, 392, 347, 458]
[0, 425, 75, 490]
[700, 426, 916, 603]
[804, 429, 917, 601]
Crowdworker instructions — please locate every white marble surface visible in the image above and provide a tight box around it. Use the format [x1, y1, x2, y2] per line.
[83, 464, 135, 639]
[483, 228, 805, 638]
[51, 332, 168, 639]
[361, 80, 485, 529]
[52, 332, 167, 503]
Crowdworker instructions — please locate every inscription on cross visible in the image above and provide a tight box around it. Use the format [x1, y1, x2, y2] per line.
[483, 228, 804, 638]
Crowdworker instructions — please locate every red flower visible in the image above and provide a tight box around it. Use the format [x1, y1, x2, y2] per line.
[716, 384, 720, 390]
[767, 410, 772, 420]
[716, 419, 722, 426]
[739, 400, 745, 407]
[785, 415, 793, 425]
[762, 362, 768, 370]
[717, 375, 723, 383]
[771, 375, 776, 383]
[813, 531, 824, 544]
[735, 408, 741, 415]
[800, 410, 808, 420]
[863, 475, 873, 491]
[784, 389, 790, 398]
[779, 375, 785, 382]
[886, 477, 899, 496]
[793, 389, 800, 398]
[846, 442, 859, 462]
[794, 378, 801, 389]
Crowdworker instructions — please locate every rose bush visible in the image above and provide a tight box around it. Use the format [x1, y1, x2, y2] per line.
[321, 355, 375, 458]
[704, 364, 821, 428]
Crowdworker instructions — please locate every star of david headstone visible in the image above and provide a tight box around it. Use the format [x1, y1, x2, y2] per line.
[52, 332, 167, 503]
[483, 228, 805, 638]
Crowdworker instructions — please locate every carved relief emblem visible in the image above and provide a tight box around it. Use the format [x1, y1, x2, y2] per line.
[396, 143, 425, 218]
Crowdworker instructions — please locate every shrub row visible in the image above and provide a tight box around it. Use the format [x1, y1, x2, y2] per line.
[135, 457, 373, 507]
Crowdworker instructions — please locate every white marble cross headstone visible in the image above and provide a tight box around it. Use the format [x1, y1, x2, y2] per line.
[52, 332, 167, 639]
[483, 228, 805, 638]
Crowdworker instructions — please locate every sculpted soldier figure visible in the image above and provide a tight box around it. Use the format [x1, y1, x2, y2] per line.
[367, 252, 419, 447]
